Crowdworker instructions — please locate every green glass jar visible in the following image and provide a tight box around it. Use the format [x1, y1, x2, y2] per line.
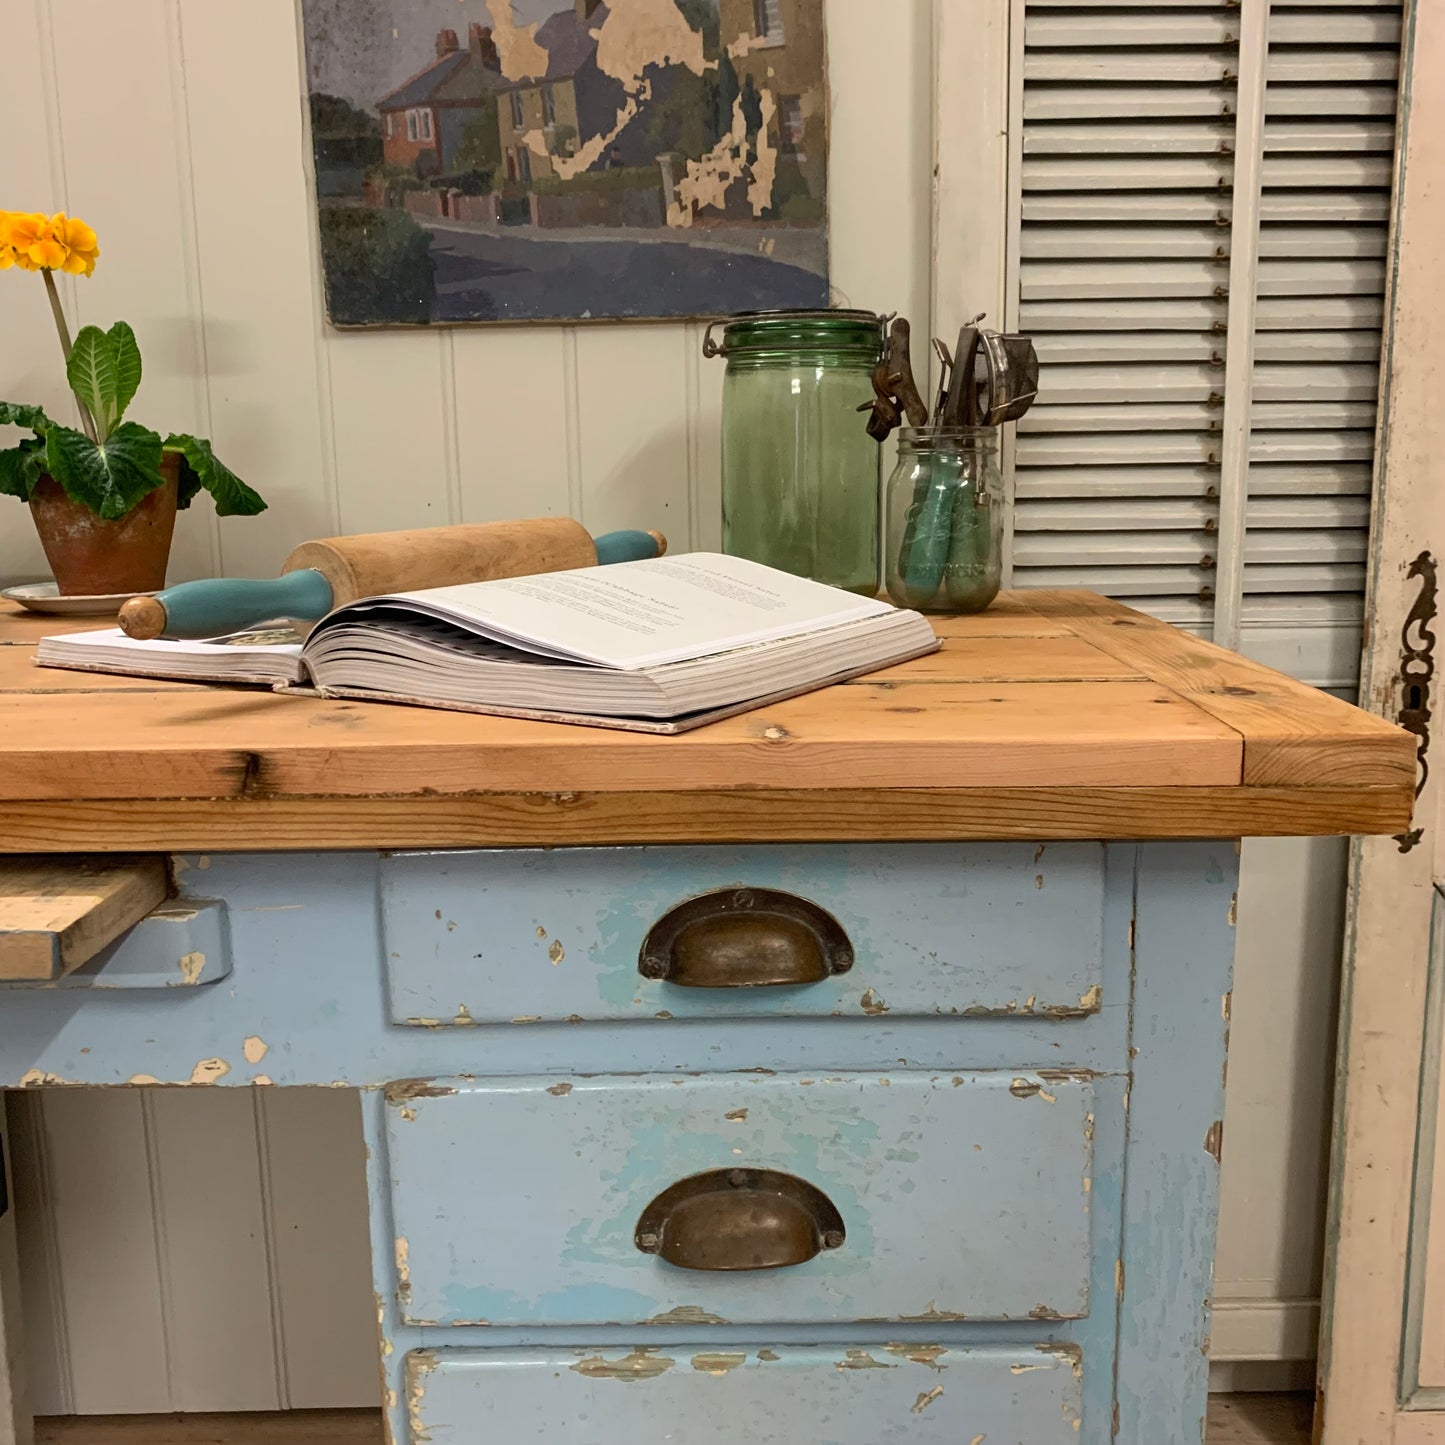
[884, 427, 1003, 613]
[705, 309, 883, 595]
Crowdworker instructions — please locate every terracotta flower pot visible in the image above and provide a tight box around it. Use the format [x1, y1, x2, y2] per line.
[29, 451, 180, 596]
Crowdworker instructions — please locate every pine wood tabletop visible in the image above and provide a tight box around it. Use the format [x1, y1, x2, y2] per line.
[0, 591, 1414, 851]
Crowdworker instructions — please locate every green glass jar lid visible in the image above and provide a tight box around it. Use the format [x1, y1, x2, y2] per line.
[703, 309, 885, 359]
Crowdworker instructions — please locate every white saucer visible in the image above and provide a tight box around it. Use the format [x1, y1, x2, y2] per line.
[1, 581, 156, 616]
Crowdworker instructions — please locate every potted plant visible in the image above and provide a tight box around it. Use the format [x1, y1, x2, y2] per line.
[0, 209, 265, 597]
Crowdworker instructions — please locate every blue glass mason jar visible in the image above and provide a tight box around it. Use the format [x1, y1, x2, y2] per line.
[704, 310, 884, 595]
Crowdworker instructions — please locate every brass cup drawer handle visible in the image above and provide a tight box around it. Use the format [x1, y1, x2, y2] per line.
[637, 887, 853, 988]
[635, 1167, 846, 1271]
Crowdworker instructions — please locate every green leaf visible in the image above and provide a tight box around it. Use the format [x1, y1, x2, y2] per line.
[45, 422, 166, 520]
[162, 433, 266, 517]
[0, 439, 46, 501]
[107, 321, 142, 428]
[66, 326, 120, 439]
[0, 402, 52, 434]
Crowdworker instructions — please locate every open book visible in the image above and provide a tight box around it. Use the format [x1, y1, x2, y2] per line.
[36, 554, 939, 733]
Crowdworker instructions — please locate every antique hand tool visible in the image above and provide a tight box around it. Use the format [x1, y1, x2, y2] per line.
[861, 317, 930, 441]
[118, 517, 667, 640]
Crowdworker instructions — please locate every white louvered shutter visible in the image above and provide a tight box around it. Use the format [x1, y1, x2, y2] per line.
[1006, 0, 1401, 689]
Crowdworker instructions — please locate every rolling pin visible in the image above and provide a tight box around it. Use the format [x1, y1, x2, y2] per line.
[118, 517, 667, 640]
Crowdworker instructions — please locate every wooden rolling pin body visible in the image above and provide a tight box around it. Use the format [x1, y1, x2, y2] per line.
[285, 516, 598, 605]
[120, 518, 665, 640]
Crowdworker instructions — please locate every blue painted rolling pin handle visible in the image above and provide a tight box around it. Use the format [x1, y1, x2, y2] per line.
[121, 528, 663, 641]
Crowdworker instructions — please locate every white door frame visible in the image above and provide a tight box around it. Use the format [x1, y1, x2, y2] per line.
[1317, 2, 1445, 1439]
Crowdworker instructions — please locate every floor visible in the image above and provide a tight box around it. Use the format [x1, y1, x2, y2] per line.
[32, 1395, 1316, 1443]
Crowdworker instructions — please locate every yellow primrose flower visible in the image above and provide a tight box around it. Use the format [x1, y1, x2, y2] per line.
[0, 210, 99, 275]
[3, 212, 54, 271]
[51, 213, 99, 276]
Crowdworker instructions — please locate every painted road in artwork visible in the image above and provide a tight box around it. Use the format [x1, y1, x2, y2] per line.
[426, 220, 827, 320]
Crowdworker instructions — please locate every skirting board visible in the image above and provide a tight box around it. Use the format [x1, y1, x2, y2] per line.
[1209, 1299, 1320, 1393]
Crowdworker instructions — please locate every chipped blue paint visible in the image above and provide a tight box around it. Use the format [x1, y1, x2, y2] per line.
[0, 839, 1236, 1445]
[0, 899, 230, 992]
[384, 1071, 1099, 1328]
[1115, 842, 1240, 1445]
[408, 1343, 1083, 1445]
[380, 843, 1108, 1025]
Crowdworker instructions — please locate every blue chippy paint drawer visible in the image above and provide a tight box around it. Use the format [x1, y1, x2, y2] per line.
[385, 1070, 1097, 1328]
[404, 1342, 1083, 1445]
[379, 843, 1106, 1025]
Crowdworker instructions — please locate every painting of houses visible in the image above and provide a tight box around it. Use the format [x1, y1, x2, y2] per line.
[300, 0, 829, 325]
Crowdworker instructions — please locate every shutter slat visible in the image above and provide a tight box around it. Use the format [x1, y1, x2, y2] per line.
[1017, 434, 1222, 465]
[1267, 52, 1399, 83]
[1260, 191, 1390, 221]
[1034, 334, 1227, 363]
[1260, 155, 1394, 186]
[1039, 363, 1226, 402]
[1014, 528, 1366, 564]
[1024, 84, 1233, 121]
[1022, 297, 1229, 330]
[1016, 465, 1222, 499]
[1013, 498, 1367, 531]
[1250, 400, 1376, 429]
[1036, 360, 1378, 402]
[1022, 225, 1384, 261]
[1023, 156, 1233, 189]
[1027, 14, 1245, 46]
[1027, 54, 1234, 83]
[1023, 123, 1234, 156]
[1021, 260, 1231, 300]
[1257, 225, 1386, 258]
[1266, 84, 1400, 117]
[1261, 120, 1396, 152]
[1015, 462, 1373, 498]
[1025, 193, 1232, 222]
[1255, 258, 1386, 294]
[1019, 402, 1225, 433]
[1251, 362, 1380, 400]
[1253, 295, 1384, 328]
[1270, 12, 1400, 43]
[1022, 225, 1232, 260]
[1245, 462, 1374, 494]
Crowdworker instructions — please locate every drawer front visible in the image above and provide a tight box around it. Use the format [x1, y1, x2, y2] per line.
[380, 843, 1105, 1025]
[406, 1343, 1084, 1445]
[386, 1070, 1095, 1327]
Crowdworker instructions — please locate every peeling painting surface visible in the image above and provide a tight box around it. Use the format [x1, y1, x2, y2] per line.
[299, 0, 828, 323]
[406, 1344, 1082, 1443]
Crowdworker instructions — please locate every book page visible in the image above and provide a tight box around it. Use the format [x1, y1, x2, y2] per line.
[349, 553, 894, 669]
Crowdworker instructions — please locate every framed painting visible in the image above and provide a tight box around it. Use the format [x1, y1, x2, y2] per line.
[300, 0, 830, 326]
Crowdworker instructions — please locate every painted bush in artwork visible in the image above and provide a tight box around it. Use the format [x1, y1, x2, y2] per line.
[301, 0, 829, 325]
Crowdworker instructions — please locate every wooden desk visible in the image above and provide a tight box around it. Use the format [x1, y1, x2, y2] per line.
[0, 592, 1412, 1445]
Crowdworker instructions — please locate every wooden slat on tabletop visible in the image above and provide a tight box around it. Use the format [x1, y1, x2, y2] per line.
[0, 678, 1241, 800]
[0, 786, 1410, 854]
[862, 633, 1146, 683]
[0, 601, 124, 645]
[0, 647, 205, 694]
[1022, 589, 1416, 789]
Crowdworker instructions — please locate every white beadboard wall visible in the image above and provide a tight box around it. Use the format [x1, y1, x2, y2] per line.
[0, 0, 1341, 1412]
